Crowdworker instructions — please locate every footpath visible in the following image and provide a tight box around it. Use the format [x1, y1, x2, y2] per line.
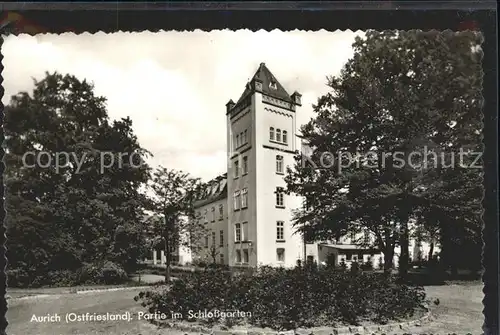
[6, 274, 165, 299]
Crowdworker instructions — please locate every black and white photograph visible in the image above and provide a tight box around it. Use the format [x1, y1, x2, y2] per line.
[2, 26, 485, 334]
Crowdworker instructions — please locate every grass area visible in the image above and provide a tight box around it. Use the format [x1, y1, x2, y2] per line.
[406, 282, 483, 334]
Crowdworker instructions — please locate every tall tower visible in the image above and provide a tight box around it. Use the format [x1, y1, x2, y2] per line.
[226, 62, 303, 267]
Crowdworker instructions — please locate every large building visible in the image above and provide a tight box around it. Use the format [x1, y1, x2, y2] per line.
[160, 63, 438, 269]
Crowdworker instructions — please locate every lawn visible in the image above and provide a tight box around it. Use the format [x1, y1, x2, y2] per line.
[406, 282, 483, 334]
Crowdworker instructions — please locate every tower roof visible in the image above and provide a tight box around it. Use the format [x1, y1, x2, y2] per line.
[235, 62, 293, 106]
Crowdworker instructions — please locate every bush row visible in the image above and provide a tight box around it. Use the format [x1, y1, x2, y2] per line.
[7, 260, 128, 288]
[136, 266, 426, 330]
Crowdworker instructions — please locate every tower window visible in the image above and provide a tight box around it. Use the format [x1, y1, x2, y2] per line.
[276, 187, 284, 207]
[243, 156, 248, 175]
[277, 248, 285, 262]
[205, 236, 209, 248]
[283, 130, 288, 144]
[241, 188, 248, 209]
[234, 191, 241, 210]
[236, 134, 240, 148]
[212, 231, 216, 246]
[220, 230, 224, 247]
[211, 207, 215, 222]
[276, 221, 285, 241]
[234, 160, 239, 178]
[276, 129, 282, 142]
[235, 223, 241, 242]
[242, 221, 248, 241]
[270, 127, 275, 141]
[269, 81, 277, 90]
[276, 155, 284, 174]
[243, 129, 248, 144]
[243, 249, 249, 263]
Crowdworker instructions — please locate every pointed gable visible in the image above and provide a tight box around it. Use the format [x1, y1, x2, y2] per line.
[233, 62, 293, 108]
[252, 62, 293, 103]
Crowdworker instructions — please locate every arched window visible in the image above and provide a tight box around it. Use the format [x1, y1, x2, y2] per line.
[270, 127, 275, 141]
[283, 130, 288, 144]
[276, 129, 282, 142]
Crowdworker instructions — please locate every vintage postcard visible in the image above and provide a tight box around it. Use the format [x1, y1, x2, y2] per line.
[1, 5, 495, 335]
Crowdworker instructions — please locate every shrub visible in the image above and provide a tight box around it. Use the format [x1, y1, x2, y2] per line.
[361, 258, 374, 271]
[77, 261, 127, 285]
[350, 261, 361, 274]
[6, 268, 31, 288]
[137, 266, 426, 330]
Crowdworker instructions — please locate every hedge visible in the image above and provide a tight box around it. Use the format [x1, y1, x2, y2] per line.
[136, 266, 426, 330]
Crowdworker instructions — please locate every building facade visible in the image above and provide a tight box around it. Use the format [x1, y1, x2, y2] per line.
[187, 63, 439, 268]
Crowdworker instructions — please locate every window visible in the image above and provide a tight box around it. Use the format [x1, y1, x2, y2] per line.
[276, 221, 284, 241]
[234, 191, 241, 210]
[219, 204, 224, 220]
[236, 134, 240, 148]
[276, 129, 282, 142]
[235, 250, 242, 263]
[241, 188, 248, 209]
[243, 249, 249, 263]
[244, 129, 248, 144]
[211, 207, 215, 222]
[220, 230, 224, 247]
[204, 209, 208, 223]
[212, 231, 216, 247]
[276, 155, 284, 174]
[269, 81, 277, 90]
[364, 231, 370, 244]
[235, 223, 241, 242]
[276, 187, 284, 207]
[205, 236, 209, 248]
[283, 130, 288, 144]
[277, 248, 285, 262]
[270, 127, 275, 141]
[242, 156, 248, 175]
[234, 160, 239, 178]
[242, 222, 248, 241]
[220, 254, 224, 264]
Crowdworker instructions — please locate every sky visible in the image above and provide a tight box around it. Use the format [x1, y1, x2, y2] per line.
[2, 30, 363, 181]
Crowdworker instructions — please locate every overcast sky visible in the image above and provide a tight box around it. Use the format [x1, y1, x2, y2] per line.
[2, 30, 363, 181]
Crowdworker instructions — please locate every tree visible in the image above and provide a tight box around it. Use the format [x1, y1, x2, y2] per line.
[147, 167, 205, 282]
[286, 30, 483, 278]
[3, 72, 151, 284]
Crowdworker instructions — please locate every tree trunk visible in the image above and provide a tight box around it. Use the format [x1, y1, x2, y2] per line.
[383, 247, 394, 274]
[164, 234, 171, 283]
[428, 241, 434, 260]
[399, 219, 410, 279]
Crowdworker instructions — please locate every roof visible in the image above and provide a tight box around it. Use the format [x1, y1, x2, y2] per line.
[193, 173, 228, 207]
[319, 244, 378, 251]
[235, 62, 293, 106]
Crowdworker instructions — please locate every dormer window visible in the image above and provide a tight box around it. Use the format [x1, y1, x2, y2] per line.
[269, 81, 277, 90]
